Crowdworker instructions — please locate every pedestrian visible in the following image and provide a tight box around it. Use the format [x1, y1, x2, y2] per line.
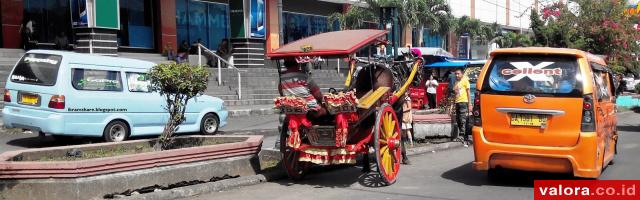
[163, 42, 175, 61]
[216, 39, 231, 67]
[20, 15, 35, 50]
[401, 95, 413, 165]
[190, 38, 203, 54]
[177, 40, 190, 63]
[450, 68, 472, 146]
[54, 32, 69, 50]
[425, 74, 439, 109]
[616, 74, 626, 96]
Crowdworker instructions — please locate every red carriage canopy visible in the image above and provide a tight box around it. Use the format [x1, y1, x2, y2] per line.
[268, 29, 388, 59]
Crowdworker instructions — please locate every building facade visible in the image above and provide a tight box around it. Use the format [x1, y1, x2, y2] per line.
[1, 0, 544, 62]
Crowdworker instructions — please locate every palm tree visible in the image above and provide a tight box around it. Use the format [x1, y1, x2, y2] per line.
[328, 6, 376, 30]
[453, 16, 498, 43]
[415, 0, 453, 47]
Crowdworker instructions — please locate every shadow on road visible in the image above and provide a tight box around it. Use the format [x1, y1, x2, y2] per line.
[441, 162, 580, 188]
[6, 136, 98, 149]
[3, 133, 208, 150]
[275, 165, 362, 188]
[618, 125, 640, 133]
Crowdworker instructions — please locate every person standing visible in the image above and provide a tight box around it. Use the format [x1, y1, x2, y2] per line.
[451, 68, 472, 146]
[401, 96, 413, 165]
[425, 74, 439, 109]
[20, 16, 35, 50]
[616, 74, 626, 96]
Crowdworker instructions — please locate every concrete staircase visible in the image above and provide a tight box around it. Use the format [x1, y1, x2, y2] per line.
[209, 68, 346, 107]
[118, 52, 174, 64]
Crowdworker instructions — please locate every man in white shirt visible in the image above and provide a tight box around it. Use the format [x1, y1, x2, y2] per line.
[425, 74, 439, 109]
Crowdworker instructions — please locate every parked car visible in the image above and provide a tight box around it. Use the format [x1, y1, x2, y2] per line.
[3, 50, 228, 142]
[623, 74, 640, 92]
[472, 47, 617, 179]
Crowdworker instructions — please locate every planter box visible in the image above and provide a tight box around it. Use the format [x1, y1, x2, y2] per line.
[413, 114, 456, 139]
[0, 135, 263, 200]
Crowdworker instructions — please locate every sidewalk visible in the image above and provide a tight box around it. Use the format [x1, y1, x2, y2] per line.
[226, 105, 278, 118]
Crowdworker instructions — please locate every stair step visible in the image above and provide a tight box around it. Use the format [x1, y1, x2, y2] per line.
[223, 99, 274, 106]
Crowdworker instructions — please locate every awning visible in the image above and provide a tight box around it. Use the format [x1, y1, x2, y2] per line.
[424, 61, 470, 68]
[268, 29, 388, 59]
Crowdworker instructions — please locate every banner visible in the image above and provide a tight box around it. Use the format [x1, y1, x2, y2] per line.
[250, 0, 265, 38]
[71, 0, 89, 28]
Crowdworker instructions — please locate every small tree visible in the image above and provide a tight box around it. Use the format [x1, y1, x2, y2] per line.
[149, 62, 209, 150]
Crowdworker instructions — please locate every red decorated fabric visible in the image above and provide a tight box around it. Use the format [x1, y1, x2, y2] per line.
[287, 114, 312, 149]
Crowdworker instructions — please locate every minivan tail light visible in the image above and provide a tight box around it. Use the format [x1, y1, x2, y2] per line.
[48, 95, 65, 109]
[581, 94, 595, 132]
[472, 90, 481, 126]
[3, 89, 10, 102]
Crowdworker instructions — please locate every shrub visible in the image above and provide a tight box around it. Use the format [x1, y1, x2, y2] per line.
[148, 62, 209, 150]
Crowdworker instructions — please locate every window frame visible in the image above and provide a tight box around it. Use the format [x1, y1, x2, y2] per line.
[125, 72, 152, 93]
[70, 68, 124, 92]
[10, 53, 63, 86]
[480, 54, 584, 97]
[590, 62, 614, 102]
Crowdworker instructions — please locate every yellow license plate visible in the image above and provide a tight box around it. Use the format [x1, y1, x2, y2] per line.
[510, 114, 547, 127]
[20, 94, 39, 105]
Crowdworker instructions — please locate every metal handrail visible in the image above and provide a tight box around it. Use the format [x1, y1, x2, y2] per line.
[197, 44, 247, 100]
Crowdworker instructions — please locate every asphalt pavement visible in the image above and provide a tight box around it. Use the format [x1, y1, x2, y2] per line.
[183, 111, 640, 200]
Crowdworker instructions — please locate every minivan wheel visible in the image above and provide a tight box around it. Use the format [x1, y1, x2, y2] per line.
[200, 113, 219, 135]
[103, 121, 129, 142]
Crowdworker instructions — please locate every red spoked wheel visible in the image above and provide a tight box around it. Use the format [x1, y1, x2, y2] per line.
[373, 103, 402, 185]
[280, 117, 309, 180]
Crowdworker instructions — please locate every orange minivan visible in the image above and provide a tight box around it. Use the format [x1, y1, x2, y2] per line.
[472, 47, 618, 178]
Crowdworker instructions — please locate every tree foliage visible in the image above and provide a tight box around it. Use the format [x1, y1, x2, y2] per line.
[530, 0, 640, 74]
[328, 6, 376, 30]
[149, 63, 209, 150]
[329, 0, 453, 46]
[452, 16, 499, 43]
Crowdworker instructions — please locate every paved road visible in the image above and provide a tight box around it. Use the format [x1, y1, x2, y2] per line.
[0, 114, 279, 154]
[185, 112, 640, 200]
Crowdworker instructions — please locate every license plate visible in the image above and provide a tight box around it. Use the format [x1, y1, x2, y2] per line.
[510, 114, 547, 127]
[20, 94, 39, 105]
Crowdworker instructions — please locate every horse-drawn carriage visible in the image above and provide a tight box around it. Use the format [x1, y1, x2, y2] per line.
[269, 29, 422, 185]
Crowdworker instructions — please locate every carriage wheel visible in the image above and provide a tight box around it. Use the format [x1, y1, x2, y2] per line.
[280, 117, 309, 180]
[374, 103, 402, 185]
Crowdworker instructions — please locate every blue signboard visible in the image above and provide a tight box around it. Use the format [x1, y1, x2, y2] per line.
[250, 0, 265, 38]
[71, 0, 89, 28]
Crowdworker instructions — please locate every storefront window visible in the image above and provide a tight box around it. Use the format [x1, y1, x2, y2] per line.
[119, 0, 154, 49]
[23, 0, 72, 45]
[176, 0, 229, 50]
[283, 12, 332, 44]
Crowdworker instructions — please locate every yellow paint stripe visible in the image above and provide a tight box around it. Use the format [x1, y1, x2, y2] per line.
[393, 60, 422, 98]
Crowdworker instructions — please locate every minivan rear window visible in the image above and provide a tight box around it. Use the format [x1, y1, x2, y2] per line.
[10, 53, 62, 86]
[481, 55, 583, 97]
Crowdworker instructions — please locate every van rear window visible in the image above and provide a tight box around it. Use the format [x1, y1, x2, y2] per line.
[10, 53, 62, 86]
[481, 55, 583, 97]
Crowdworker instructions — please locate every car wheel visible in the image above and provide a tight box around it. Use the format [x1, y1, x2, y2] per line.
[200, 113, 219, 135]
[103, 121, 129, 142]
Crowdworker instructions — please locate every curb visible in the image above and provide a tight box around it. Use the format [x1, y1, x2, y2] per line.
[228, 108, 279, 118]
[117, 171, 286, 200]
[115, 141, 465, 200]
[406, 142, 466, 156]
